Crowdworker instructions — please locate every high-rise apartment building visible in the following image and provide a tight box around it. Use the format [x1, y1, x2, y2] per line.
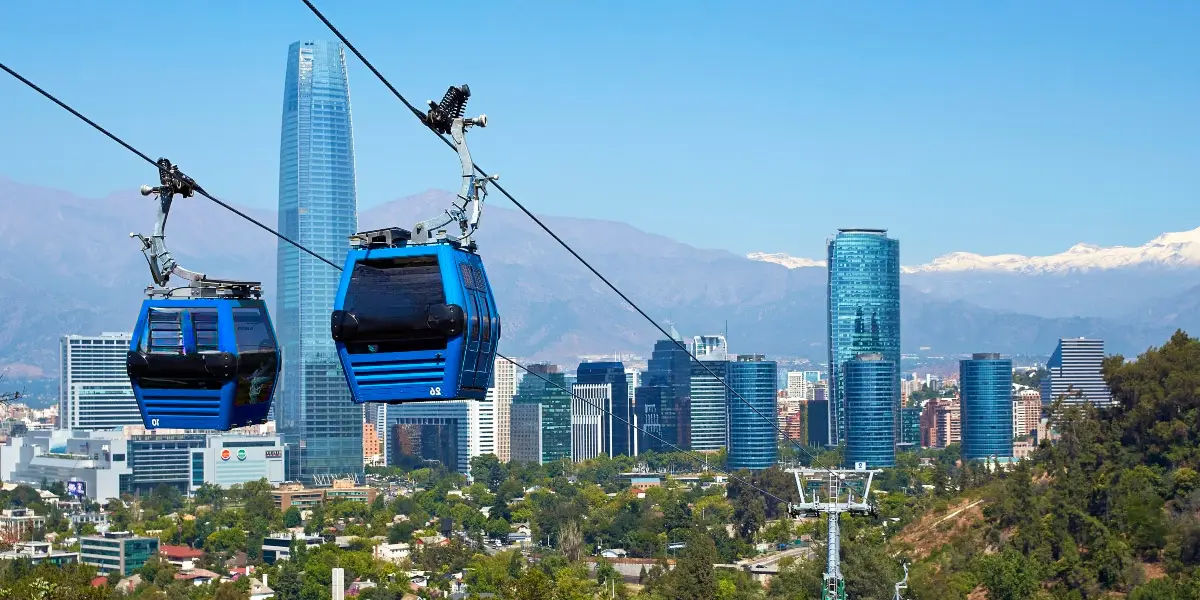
[511, 364, 571, 464]
[576, 362, 629, 456]
[275, 40, 362, 484]
[59, 333, 141, 430]
[844, 354, 896, 468]
[635, 333, 691, 453]
[364, 404, 387, 459]
[1012, 389, 1042, 438]
[726, 355, 778, 470]
[489, 356, 519, 462]
[920, 398, 961, 448]
[362, 423, 381, 465]
[827, 229, 900, 446]
[1041, 338, 1113, 408]
[960, 353, 1014, 460]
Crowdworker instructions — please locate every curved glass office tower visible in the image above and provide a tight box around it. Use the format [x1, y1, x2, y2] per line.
[960, 353, 1013, 460]
[827, 229, 900, 446]
[727, 355, 778, 471]
[844, 353, 896, 468]
[276, 41, 362, 484]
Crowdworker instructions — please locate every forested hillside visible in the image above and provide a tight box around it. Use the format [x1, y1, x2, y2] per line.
[890, 330, 1200, 600]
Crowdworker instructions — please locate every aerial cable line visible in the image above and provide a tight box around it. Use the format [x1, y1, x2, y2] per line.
[298, 0, 834, 472]
[0, 61, 340, 273]
[0, 61, 793, 505]
[2, 50, 830, 483]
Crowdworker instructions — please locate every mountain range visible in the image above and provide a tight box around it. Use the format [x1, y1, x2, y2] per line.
[749, 227, 1200, 274]
[1, 176, 1197, 377]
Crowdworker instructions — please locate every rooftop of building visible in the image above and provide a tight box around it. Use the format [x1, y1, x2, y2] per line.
[837, 228, 889, 234]
[159, 544, 204, 559]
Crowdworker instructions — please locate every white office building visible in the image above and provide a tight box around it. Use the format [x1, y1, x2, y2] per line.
[624, 369, 640, 406]
[488, 356, 519, 462]
[1041, 338, 1114, 408]
[571, 383, 613, 462]
[0, 429, 283, 501]
[59, 333, 141, 430]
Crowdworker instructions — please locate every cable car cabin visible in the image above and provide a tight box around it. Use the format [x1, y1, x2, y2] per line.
[127, 298, 279, 430]
[331, 229, 500, 404]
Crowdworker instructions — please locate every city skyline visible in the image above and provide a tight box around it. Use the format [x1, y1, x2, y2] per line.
[3, 4, 1197, 264]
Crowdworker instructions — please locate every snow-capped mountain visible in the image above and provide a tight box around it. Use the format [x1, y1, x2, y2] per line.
[749, 226, 1200, 274]
[745, 252, 826, 269]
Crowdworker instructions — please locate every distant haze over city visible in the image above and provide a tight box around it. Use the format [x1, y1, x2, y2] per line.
[3, 177, 1198, 378]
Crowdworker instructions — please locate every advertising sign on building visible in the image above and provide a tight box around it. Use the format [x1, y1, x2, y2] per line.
[66, 481, 86, 497]
[221, 449, 231, 461]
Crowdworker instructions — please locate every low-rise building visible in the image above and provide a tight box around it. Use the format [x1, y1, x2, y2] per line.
[272, 479, 377, 511]
[0, 541, 78, 566]
[0, 429, 284, 500]
[159, 544, 204, 569]
[80, 531, 159, 576]
[0, 508, 45, 539]
[262, 532, 323, 564]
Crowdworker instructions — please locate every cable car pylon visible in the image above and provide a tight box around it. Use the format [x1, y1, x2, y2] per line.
[787, 467, 880, 600]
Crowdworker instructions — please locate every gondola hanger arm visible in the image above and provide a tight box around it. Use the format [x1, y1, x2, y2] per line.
[410, 84, 498, 250]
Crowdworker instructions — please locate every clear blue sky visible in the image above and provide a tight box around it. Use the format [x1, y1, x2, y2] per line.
[2, 1, 1197, 263]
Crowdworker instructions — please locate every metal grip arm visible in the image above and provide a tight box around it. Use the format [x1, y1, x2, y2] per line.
[411, 84, 498, 248]
[131, 158, 205, 286]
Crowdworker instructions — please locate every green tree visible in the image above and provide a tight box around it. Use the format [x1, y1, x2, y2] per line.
[283, 506, 302, 529]
[471, 454, 505, 492]
[979, 548, 1042, 600]
[662, 531, 718, 600]
[506, 566, 554, 600]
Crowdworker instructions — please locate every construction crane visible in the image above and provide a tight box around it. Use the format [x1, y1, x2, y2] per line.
[788, 468, 880, 600]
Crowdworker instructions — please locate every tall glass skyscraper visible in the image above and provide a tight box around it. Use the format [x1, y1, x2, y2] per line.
[726, 355, 778, 470]
[960, 353, 1014, 460]
[512, 364, 572, 464]
[276, 41, 362, 484]
[635, 333, 692, 453]
[844, 354, 896, 468]
[576, 362, 630, 456]
[827, 229, 900, 446]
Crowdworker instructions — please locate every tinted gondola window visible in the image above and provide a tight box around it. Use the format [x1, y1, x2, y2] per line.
[233, 306, 277, 352]
[479, 294, 491, 343]
[233, 306, 277, 406]
[191, 309, 220, 353]
[145, 309, 184, 354]
[135, 307, 223, 391]
[344, 256, 449, 354]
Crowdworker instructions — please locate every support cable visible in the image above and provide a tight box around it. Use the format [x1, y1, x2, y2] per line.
[296, 0, 832, 471]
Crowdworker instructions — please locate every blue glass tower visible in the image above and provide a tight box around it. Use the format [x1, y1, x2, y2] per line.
[576, 361, 630, 456]
[636, 334, 692, 453]
[960, 353, 1014, 460]
[844, 354, 896, 468]
[276, 41, 362, 484]
[726, 355, 778, 471]
[827, 229, 900, 446]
